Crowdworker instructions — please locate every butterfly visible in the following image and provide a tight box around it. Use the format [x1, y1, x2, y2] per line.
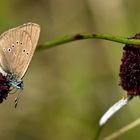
[0, 22, 40, 107]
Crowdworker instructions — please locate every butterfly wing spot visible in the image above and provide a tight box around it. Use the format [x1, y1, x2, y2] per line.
[7, 48, 11, 52]
[16, 41, 23, 45]
[11, 44, 15, 48]
[22, 49, 29, 55]
[3, 48, 6, 52]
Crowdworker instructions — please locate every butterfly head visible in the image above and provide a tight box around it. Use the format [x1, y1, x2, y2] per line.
[10, 80, 23, 89]
[6, 73, 23, 90]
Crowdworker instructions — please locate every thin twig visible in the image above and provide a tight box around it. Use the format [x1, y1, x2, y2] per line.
[102, 118, 140, 140]
[37, 33, 140, 50]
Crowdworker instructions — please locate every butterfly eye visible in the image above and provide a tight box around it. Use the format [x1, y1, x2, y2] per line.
[16, 41, 19, 44]
[20, 42, 22, 45]
[26, 52, 29, 55]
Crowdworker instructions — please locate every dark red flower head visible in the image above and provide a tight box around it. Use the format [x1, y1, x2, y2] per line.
[119, 33, 140, 96]
[0, 73, 10, 103]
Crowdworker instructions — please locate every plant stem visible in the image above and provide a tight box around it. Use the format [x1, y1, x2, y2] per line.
[93, 126, 104, 140]
[102, 118, 140, 140]
[37, 33, 140, 50]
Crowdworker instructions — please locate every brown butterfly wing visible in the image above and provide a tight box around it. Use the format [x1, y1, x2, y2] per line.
[20, 23, 40, 48]
[0, 23, 40, 79]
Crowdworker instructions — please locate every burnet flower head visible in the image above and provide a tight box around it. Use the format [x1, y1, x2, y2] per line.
[119, 33, 140, 96]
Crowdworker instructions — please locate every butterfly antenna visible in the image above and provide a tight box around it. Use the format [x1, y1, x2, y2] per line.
[14, 90, 22, 108]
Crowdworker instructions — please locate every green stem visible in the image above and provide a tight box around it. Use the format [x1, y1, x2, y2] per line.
[37, 33, 140, 50]
[93, 126, 104, 140]
[102, 118, 140, 140]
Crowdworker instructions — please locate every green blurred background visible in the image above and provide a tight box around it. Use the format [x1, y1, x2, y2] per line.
[0, 0, 140, 140]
